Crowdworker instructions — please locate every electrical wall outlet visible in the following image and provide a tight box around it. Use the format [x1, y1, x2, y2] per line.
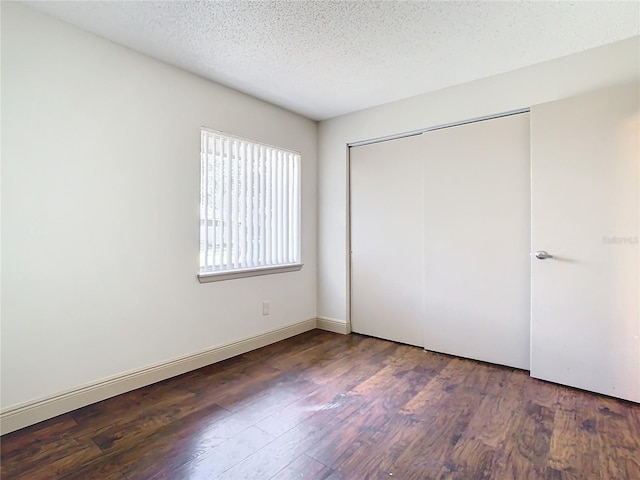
[262, 301, 270, 316]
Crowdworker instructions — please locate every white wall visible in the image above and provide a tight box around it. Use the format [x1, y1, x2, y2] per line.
[318, 36, 640, 325]
[1, 3, 317, 411]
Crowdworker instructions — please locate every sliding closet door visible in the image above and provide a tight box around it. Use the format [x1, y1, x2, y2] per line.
[422, 114, 531, 369]
[530, 83, 639, 402]
[350, 135, 425, 346]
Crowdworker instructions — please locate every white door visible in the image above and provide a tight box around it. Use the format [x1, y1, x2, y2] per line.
[422, 114, 531, 369]
[530, 82, 640, 402]
[350, 135, 425, 346]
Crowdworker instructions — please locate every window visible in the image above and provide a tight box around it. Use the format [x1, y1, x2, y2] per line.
[198, 129, 302, 282]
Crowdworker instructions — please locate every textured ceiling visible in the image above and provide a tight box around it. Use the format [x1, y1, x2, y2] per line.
[23, 1, 640, 121]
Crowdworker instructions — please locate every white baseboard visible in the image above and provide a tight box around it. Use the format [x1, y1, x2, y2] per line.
[0, 318, 317, 435]
[316, 316, 351, 335]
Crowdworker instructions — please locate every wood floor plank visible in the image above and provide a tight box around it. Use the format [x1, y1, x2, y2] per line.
[0, 413, 103, 479]
[452, 359, 495, 393]
[521, 376, 560, 409]
[215, 393, 365, 479]
[62, 360, 279, 452]
[462, 393, 520, 449]
[447, 437, 500, 480]
[269, 454, 333, 480]
[266, 335, 355, 374]
[394, 385, 479, 471]
[254, 383, 362, 439]
[594, 395, 640, 480]
[89, 391, 227, 454]
[0, 413, 79, 461]
[3, 438, 103, 480]
[492, 401, 556, 480]
[2, 331, 638, 480]
[293, 335, 397, 387]
[306, 368, 427, 469]
[481, 365, 528, 400]
[70, 376, 200, 434]
[157, 426, 274, 480]
[401, 357, 478, 416]
[240, 330, 332, 368]
[256, 340, 397, 438]
[178, 363, 284, 408]
[118, 403, 232, 479]
[329, 413, 429, 479]
[58, 456, 128, 480]
[548, 407, 601, 479]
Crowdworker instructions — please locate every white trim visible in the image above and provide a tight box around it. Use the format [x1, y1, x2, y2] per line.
[0, 318, 316, 435]
[317, 317, 351, 335]
[346, 143, 352, 327]
[198, 263, 303, 283]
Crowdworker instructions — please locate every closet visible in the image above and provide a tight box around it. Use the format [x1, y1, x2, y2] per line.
[350, 82, 639, 402]
[351, 112, 530, 368]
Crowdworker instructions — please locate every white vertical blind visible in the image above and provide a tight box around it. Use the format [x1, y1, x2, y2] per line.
[200, 129, 301, 274]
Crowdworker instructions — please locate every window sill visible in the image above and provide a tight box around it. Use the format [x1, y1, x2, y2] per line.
[197, 263, 303, 283]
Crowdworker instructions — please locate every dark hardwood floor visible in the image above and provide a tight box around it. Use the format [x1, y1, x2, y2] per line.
[1, 330, 639, 479]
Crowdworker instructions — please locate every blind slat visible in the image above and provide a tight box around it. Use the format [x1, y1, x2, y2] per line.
[215, 136, 223, 270]
[282, 152, 289, 263]
[224, 138, 232, 267]
[293, 156, 300, 262]
[201, 132, 210, 270]
[238, 141, 246, 268]
[276, 151, 283, 264]
[231, 140, 238, 268]
[219, 136, 226, 268]
[288, 153, 294, 262]
[258, 145, 266, 265]
[266, 147, 273, 266]
[245, 143, 253, 267]
[210, 137, 216, 270]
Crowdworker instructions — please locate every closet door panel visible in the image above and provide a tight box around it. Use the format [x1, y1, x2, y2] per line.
[350, 135, 425, 346]
[422, 114, 531, 369]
